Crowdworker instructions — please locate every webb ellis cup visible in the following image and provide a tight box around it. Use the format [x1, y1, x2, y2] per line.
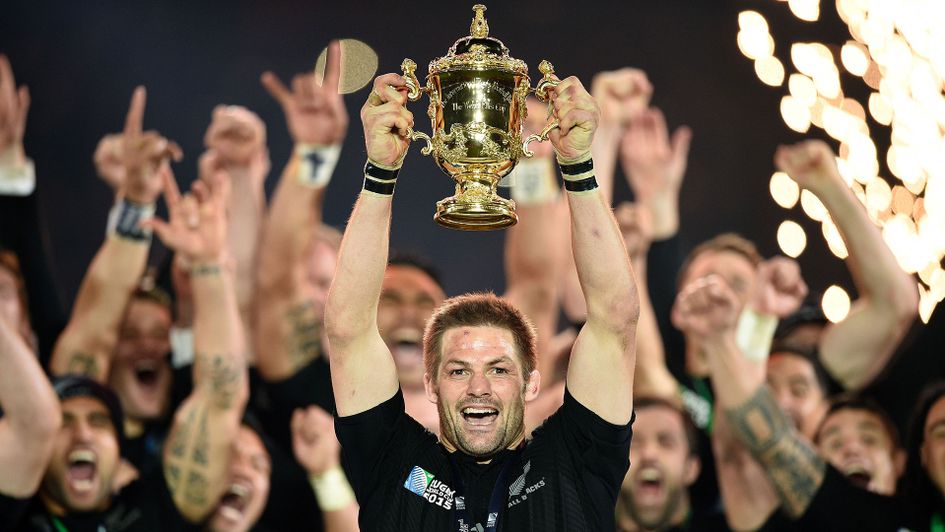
[401, 4, 560, 230]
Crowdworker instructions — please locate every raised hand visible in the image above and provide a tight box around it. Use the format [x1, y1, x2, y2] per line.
[291, 405, 341, 476]
[0, 54, 30, 163]
[360, 73, 413, 168]
[752, 257, 808, 318]
[672, 275, 742, 340]
[102, 87, 182, 202]
[547, 76, 600, 161]
[590, 68, 652, 130]
[143, 165, 228, 264]
[203, 105, 267, 167]
[774, 140, 842, 196]
[620, 107, 691, 239]
[262, 40, 348, 146]
[614, 201, 653, 261]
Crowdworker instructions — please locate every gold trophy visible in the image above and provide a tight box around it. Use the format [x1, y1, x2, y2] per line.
[402, 4, 560, 230]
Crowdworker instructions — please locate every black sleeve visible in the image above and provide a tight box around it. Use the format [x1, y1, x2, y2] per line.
[252, 357, 335, 454]
[646, 233, 688, 380]
[0, 192, 67, 366]
[769, 465, 906, 531]
[558, 388, 634, 508]
[335, 389, 415, 498]
[0, 491, 32, 528]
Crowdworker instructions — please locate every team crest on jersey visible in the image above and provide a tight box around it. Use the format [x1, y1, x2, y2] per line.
[507, 460, 546, 507]
[404, 466, 455, 509]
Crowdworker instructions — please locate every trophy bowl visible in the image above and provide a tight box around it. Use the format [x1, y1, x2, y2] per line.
[402, 4, 559, 230]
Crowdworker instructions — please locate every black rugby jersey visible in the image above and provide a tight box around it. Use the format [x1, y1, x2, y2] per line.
[336, 387, 633, 531]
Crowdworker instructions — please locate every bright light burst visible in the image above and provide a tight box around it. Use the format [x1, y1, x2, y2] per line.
[738, 1, 945, 323]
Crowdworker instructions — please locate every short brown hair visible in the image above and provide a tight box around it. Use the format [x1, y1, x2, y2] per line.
[677, 232, 763, 289]
[423, 293, 537, 382]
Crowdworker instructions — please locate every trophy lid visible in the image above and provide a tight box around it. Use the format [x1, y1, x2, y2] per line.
[428, 5, 528, 76]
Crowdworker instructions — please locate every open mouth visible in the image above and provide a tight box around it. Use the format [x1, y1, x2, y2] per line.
[636, 466, 664, 497]
[133, 360, 162, 389]
[461, 406, 499, 427]
[843, 466, 872, 489]
[66, 449, 98, 493]
[217, 481, 252, 522]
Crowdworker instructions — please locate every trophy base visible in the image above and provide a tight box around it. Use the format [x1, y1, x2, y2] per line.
[434, 195, 518, 231]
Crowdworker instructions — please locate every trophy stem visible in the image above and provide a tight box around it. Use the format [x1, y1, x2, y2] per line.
[434, 174, 517, 231]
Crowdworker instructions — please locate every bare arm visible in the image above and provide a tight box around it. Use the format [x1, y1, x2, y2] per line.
[325, 74, 412, 416]
[559, 69, 652, 322]
[0, 317, 61, 497]
[255, 42, 348, 381]
[775, 140, 918, 389]
[52, 87, 179, 381]
[675, 275, 825, 518]
[550, 77, 639, 425]
[617, 202, 679, 401]
[150, 171, 249, 522]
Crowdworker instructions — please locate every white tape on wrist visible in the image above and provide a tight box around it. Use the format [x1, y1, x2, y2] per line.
[735, 308, 778, 362]
[0, 156, 36, 196]
[295, 144, 341, 188]
[310, 466, 356, 512]
[170, 327, 195, 368]
[505, 157, 559, 205]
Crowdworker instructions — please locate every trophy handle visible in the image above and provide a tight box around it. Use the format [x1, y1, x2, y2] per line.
[401, 58, 427, 101]
[523, 60, 561, 158]
[406, 127, 433, 156]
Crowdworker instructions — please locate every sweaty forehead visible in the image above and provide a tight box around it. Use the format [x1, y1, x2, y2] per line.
[383, 265, 445, 301]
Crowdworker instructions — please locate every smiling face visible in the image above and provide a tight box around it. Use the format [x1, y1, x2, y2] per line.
[817, 408, 902, 495]
[620, 404, 698, 529]
[207, 426, 272, 532]
[41, 397, 120, 513]
[108, 298, 173, 424]
[767, 351, 828, 440]
[424, 326, 538, 458]
[379, 265, 445, 390]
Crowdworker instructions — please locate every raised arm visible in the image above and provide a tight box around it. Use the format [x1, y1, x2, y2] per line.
[0, 316, 60, 497]
[149, 170, 249, 522]
[325, 73, 412, 416]
[52, 87, 180, 381]
[559, 69, 651, 322]
[775, 140, 918, 389]
[255, 41, 348, 381]
[203, 104, 269, 349]
[674, 275, 826, 518]
[549, 77, 639, 425]
[616, 202, 679, 401]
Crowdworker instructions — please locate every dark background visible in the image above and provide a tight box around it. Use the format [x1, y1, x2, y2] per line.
[1, 0, 940, 343]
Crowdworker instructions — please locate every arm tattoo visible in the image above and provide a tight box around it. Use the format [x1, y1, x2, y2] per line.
[165, 405, 215, 510]
[195, 353, 244, 409]
[725, 386, 826, 518]
[285, 300, 321, 370]
[66, 352, 101, 378]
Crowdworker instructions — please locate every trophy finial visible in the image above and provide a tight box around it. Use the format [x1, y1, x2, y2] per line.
[470, 4, 489, 38]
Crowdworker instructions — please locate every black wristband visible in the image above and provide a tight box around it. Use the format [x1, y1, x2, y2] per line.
[363, 177, 397, 195]
[364, 161, 400, 181]
[112, 199, 154, 241]
[558, 158, 594, 177]
[563, 175, 599, 192]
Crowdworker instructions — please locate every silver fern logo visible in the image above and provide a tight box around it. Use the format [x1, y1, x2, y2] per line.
[508, 461, 531, 497]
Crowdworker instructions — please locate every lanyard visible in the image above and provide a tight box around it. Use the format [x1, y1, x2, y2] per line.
[932, 513, 944, 532]
[48, 515, 106, 532]
[447, 448, 522, 532]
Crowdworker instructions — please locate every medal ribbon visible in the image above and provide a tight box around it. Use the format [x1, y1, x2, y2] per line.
[447, 447, 523, 532]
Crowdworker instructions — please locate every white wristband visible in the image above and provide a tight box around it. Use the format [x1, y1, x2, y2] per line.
[310, 466, 356, 512]
[170, 327, 195, 369]
[736, 308, 778, 362]
[505, 157, 559, 205]
[295, 144, 341, 189]
[0, 152, 35, 196]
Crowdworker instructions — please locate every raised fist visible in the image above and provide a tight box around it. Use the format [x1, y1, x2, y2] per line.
[360, 73, 413, 168]
[591, 68, 652, 129]
[547, 76, 599, 161]
[774, 140, 842, 196]
[752, 256, 808, 318]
